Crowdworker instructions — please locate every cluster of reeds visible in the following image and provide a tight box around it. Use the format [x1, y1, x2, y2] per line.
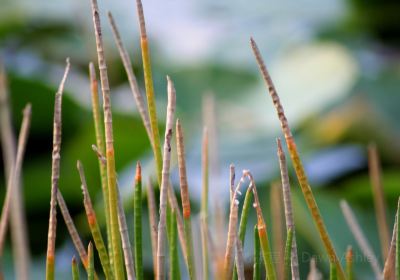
[0, 0, 399, 279]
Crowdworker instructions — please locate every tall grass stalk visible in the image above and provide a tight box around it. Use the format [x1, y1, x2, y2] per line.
[253, 225, 260, 280]
[176, 119, 196, 280]
[235, 238, 245, 280]
[250, 38, 345, 279]
[330, 263, 337, 280]
[368, 143, 390, 260]
[72, 256, 80, 280]
[134, 162, 144, 280]
[134, 0, 162, 184]
[0, 66, 30, 280]
[271, 182, 284, 277]
[77, 161, 113, 279]
[383, 200, 398, 279]
[340, 200, 381, 277]
[89, 0, 124, 277]
[88, 62, 111, 255]
[87, 242, 94, 280]
[396, 198, 400, 280]
[156, 76, 176, 280]
[277, 138, 300, 279]
[45, 58, 70, 280]
[116, 183, 135, 279]
[283, 227, 293, 280]
[346, 246, 353, 280]
[0, 103, 31, 260]
[107, 12, 152, 143]
[245, 171, 276, 280]
[223, 191, 239, 280]
[167, 207, 181, 280]
[233, 183, 253, 280]
[147, 179, 158, 274]
[201, 127, 209, 280]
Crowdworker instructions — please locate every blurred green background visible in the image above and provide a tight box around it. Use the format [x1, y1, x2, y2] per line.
[0, 0, 400, 278]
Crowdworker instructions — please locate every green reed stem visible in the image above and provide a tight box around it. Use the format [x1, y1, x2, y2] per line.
[88, 62, 111, 256]
[233, 186, 253, 280]
[87, 242, 94, 280]
[201, 127, 209, 280]
[253, 225, 260, 280]
[77, 161, 112, 279]
[283, 228, 293, 280]
[134, 162, 144, 280]
[168, 208, 181, 280]
[72, 256, 80, 280]
[330, 262, 337, 280]
[135, 0, 162, 185]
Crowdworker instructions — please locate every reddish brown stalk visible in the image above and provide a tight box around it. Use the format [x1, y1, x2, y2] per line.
[250, 38, 345, 279]
[156, 76, 176, 280]
[176, 119, 196, 279]
[0, 66, 30, 280]
[229, 164, 235, 204]
[147, 179, 158, 274]
[0, 104, 31, 256]
[368, 143, 390, 260]
[46, 58, 71, 280]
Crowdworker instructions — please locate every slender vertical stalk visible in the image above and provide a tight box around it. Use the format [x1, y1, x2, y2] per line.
[72, 256, 80, 280]
[224, 196, 239, 280]
[383, 200, 398, 280]
[253, 225, 260, 280]
[77, 161, 112, 279]
[116, 183, 135, 279]
[156, 76, 176, 280]
[134, 162, 144, 280]
[46, 58, 70, 280]
[346, 246, 353, 280]
[168, 207, 181, 280]
[176, 119, 196, 280]
[134, 0, 163, 184]
[0, 104, 31, 255]
[368, 143, 390, 260]
[340, 200, 381, 277]
[201, 127, 209, 280]
[89, 62, 111, 256]
[250, 38, 345, 280]
[271, 182, 284, 278]
[245, 171, 276, 280]
[277, 138, 300, 279]
[132, 2, 188, 264]
[89, 0, 124, 277]
[283, 228, 293, 280]
[87, 242, 94, 280]
[233, 184, 253, 280]
[147, 179, 158, 274]
[396, 198, 400, 280]
[107, 12, 152, 143]
[0, 66, 30, 280]
[235, 238, 245, 280]
[330, 263, 337, 280]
